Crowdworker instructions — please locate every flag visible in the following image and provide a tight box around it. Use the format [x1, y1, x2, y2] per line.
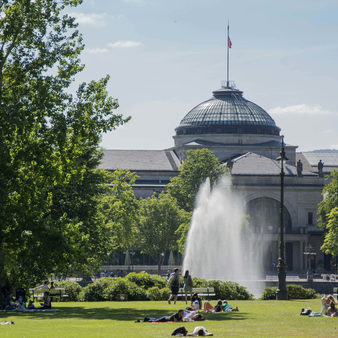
[228, 36, 232, 48]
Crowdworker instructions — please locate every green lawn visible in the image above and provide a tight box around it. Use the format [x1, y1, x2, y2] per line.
[0, 300, 337, 337]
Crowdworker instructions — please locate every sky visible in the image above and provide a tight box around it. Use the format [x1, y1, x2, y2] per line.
[69, 0, 338, 152]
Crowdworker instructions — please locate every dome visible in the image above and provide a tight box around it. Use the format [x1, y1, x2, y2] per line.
[175, 87, 280, 136]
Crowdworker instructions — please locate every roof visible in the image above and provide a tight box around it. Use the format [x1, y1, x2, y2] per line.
[231, 152, 316, 176]
[300, 151, 338, 167]
[176, 86, 280, 136]
[297, 151, 338, 174]
[99, 150, 181, 171]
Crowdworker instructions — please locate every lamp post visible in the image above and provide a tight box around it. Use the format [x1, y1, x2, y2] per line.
[276, 135, 288, 300]
[130, 250, 136, 272]
[303, 245, 316, 284]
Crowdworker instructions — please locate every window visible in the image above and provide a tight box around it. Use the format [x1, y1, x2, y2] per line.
[308, 212, 313, 225]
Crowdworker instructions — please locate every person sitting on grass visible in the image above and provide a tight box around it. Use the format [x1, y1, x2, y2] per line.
[327, 301, 338, 317]
[5, 293, 17, 311]
[142, 309, 184, 322]
[40, 291, 51, 309]
[321, 294, 338, 315]
[191, 293, 202, 310]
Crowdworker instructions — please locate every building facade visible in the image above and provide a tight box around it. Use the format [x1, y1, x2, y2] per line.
[99, 84, 338, 274]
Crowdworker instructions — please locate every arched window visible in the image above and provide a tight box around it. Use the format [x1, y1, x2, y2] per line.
[246, 197, 292, 234]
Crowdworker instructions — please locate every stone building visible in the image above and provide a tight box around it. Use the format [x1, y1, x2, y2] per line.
[99, 84, 338, 274]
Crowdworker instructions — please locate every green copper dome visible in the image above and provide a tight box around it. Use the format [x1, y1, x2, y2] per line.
[176, 87, 280, 136]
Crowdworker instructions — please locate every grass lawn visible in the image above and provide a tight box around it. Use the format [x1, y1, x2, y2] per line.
[0, 299, 337, 337]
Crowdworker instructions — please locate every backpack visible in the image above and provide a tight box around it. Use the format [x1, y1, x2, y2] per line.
[171, 326, 188, 336]
[168, 273, 178, 288]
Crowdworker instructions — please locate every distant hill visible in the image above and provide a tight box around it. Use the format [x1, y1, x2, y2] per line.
[312, 149, 338, 152]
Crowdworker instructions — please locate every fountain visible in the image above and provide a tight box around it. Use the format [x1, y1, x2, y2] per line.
[183, 176, 266, 298]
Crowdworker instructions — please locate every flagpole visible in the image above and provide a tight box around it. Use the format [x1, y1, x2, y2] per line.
[227, 22, 230, 88]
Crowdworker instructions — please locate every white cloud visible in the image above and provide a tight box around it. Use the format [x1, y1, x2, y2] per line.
[69, 12, 106, 26]
[108, 40, 143, 48]
[86, 48, 109, 54]
[330, 145, 338, 150]
[269, 104, 335, 116]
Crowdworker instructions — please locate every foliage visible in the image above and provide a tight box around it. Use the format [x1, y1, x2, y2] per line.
[261, 285, 317, 300]
[145, 286, 171, 301]
[159, 287, 171, 300]
[320, 207, 338, 256]
[98, 169, 139, 251]
[0, 0, 129, 303]
[191, 277, 208, 287]
[137, 193, 188, 271]
[287, 285, 317, 299]
[146, 287, 162, 301]
[125, 272, 167, 289]
[318, 170, 338, 256]
[261, 286, 277, 300]
[207, 280, 253, 300]
[103, 278, 146, 301]
[167, 149, 227, 213]
[54, 280, 82, 301]
[82, 278, 114, 301]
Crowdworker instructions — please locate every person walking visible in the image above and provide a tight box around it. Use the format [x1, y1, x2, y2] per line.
[168, 268, 180, 304]
[183, 270, 193, 304]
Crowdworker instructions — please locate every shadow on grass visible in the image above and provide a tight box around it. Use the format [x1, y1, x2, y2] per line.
[0, 307, 250, 322]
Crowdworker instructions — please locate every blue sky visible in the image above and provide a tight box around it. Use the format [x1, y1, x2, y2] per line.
[70, 0, 338, 151]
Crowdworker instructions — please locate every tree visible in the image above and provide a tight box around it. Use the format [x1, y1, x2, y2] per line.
[318, 170, 338, 256]
[167, 148, 227, 212]
[137, 193, 189, 272]
[0, 0, 129, 305]
[98, 169, 139, 252]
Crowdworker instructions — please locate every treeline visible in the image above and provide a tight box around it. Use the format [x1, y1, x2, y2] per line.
[101, 148, 226, 271]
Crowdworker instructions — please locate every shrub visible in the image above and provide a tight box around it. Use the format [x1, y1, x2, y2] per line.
[287, 284, 317, 299]
[207, 280, 253, 300]
[261, 285, 317, 300]
[160, 287, 170, 300]
[125, 271, 167, 289]
[103, 278, 147, 301]
[261, 286, 277, 300]
[82, 277, 114, 301]
[191, 277, 208, 287]
[53, 280, 82, 301]
[146, 287, 162, 301]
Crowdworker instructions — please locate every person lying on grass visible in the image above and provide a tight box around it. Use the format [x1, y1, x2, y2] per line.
[203, 300, 239, 312]
[222, 300, 239, 312]
[182, 311, 204, 322]
[143, 309, 184, 322]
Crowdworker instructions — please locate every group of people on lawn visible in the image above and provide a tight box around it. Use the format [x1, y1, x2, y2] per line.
[5, 280, 53, 311]
[140, 269, 239, 323]
[167, 269, 238, 312]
